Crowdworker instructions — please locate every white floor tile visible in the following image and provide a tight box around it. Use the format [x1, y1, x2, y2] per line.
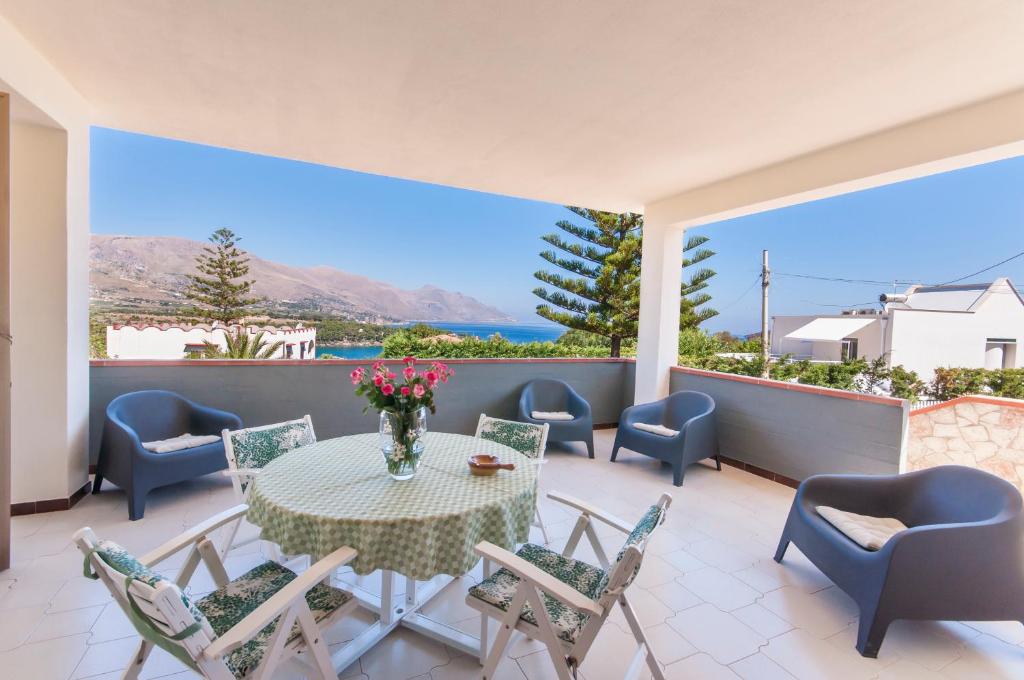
[666, 604, 766, 665]
[759, 586, 858, 639]
[663, 652, 741, 679]
[762, 629, 879, 680]
[0, 632, 90, 680]
[678, 567, 760, 612]
[731, 603, 793, 639]
[729, 652, 796, 680]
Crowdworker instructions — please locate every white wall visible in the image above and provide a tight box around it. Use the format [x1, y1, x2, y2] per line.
[771, 315, 885, 363]
[2, 14, 91, 505]
[9, 123, 84, 503]
[888, 284, 1024, 381]
[106, 325, 317, 360]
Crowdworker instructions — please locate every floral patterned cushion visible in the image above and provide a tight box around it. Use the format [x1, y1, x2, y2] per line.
[477, 417, 546, 459]
[467, 543, 607, 643]
[613, 505, 664, 587]
[195, 561, 351, 678]
[91, 540, 208, 627]
[228, 420, 315, 490]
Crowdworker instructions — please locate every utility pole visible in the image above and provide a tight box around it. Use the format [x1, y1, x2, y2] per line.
[760, 249, 770, 378]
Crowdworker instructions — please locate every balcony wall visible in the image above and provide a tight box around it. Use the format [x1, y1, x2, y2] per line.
[88, 358, 636, 464]
[670, 366, 908, 481]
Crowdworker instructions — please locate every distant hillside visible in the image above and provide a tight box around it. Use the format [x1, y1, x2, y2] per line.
[90, 235, 514, 323]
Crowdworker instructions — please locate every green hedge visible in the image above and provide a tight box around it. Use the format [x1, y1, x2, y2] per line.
[381, 330, 614, 359]
[680, 355, 926, 401]
[929, 367, 1024, 400]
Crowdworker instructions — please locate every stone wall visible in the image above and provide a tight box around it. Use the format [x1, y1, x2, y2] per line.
[907, 396, 1024, 492]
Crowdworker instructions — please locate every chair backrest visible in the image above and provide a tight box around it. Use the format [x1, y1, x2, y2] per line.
[663, 391, 715, 426]
[223, 415, 316, 497]
[107, 390, 196, 443]
[897, 465, 1023, 526]
[475, 414, 549, 460]
[73, 528, 215, 670]
[522, 379, 573, 412]
[599, 493, 673, 603]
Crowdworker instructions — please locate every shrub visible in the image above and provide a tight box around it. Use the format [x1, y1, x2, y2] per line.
[928, 367, 989, 400]
[381, 330, 612, 359]
[929, 367, 1024, 400]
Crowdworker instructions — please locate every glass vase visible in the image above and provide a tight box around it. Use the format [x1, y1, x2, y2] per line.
[379, 407, 426, 480]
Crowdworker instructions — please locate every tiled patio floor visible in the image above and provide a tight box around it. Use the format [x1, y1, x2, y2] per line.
[3, 429, 1024, 679]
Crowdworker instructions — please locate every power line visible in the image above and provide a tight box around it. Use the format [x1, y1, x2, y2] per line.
[774, 272, 921, 284]
[935, 249, 1024, 286]
[716, 274, 762, 312]
[800, 300, 879, 309]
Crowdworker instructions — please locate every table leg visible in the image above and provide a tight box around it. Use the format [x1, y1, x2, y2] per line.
[380, 569, 395, 626]
[405, 575, 418, 611]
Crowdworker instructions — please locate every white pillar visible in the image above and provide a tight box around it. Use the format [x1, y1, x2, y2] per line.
[634, 213, 683, 403]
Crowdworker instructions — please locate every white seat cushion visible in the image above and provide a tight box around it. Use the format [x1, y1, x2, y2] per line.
[531, 411, 574, 421]
[142, 433, 221, 453]
[816, 506, 907, 551]
[634, 423, 679, 437]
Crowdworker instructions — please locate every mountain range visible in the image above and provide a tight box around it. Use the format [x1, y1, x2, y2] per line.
[89, 235, 514, 323]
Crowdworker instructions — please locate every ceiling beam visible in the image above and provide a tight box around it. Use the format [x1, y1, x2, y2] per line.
[645, 88, 1024, 229]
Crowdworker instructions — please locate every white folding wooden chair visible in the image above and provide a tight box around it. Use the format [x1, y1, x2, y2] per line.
[220, 415, 316, 559]
[74, 504, 357, 680]
[466, 491, 672, 680]
[475, 413, 551, 543]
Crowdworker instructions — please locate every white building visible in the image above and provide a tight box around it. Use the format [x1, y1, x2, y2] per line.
[771, 278, 1024, 380]
[106, 323, 316, 360]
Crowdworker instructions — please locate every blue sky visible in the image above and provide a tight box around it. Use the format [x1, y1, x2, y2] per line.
[91, 128, 1024, 332]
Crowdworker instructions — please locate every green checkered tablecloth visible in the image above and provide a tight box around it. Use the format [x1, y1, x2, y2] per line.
[247, 432, 537, 580]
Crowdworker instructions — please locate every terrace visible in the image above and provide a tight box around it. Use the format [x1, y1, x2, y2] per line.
[3, 3, 1024, 680]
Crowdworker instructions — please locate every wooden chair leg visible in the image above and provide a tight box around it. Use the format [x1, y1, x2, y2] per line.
[523, 586, 574, 680]
[296, 603, 335, 680]
[480, 557, 492, 664]
[619, 595, 666, 680]
[535, 506, 550, 544]
[121, 640, 153, 680]
[482, 585, 530, 678]
[218, 516, 244, 560]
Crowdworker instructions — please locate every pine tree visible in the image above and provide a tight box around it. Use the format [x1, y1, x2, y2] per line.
[533, 208, 717, 357]
[184, 228, 260, 323]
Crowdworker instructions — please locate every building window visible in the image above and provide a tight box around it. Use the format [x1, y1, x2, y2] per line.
[985, 338, 1017, 370]
[285, 344, 294, 358]
[841, 337, 858, 361]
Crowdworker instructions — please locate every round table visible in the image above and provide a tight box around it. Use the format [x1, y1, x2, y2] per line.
[246, 431, 537, 671]
[247, 431, 537, 579]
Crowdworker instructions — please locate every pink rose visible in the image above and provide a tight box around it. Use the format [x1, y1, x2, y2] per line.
[372, 361, 384, 372]
[350, 369, 363, 385]
[424, 370, 438, 383]
[403, 366, 416, 380]
[381, 383, 395, 396]
[373, 374, 384, 386]
[413, 383, 426, 398]
[387, 371, 397, 380]
[403, 356, 416, 365]
[401, 385, 411, 397]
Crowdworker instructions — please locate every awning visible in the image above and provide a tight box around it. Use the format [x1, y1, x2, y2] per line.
[784, 317, 877, 342]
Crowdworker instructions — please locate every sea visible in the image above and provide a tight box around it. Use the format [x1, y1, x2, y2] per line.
[315, 322, 563, 359]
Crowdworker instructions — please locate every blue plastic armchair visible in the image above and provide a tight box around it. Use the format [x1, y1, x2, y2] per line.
[93, 390, 242, 520]
[775, 466, 1024, 658]
[611, 390, 719, 486]
[517, 379, 594, 458]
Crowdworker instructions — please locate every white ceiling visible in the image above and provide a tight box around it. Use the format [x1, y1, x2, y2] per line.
[2, 0, 1023, 212]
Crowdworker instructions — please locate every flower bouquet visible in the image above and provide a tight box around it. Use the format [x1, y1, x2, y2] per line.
[351, 357, 454, 480]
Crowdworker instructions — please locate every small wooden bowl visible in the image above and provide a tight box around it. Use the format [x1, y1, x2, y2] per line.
[468, 454, 515, 476]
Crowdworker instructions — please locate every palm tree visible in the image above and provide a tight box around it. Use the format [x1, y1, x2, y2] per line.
[199, 330, 285, 359]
